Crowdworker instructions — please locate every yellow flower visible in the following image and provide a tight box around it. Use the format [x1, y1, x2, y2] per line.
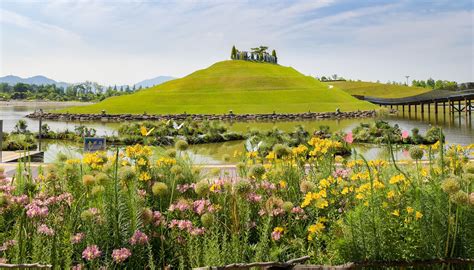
[341, 187, 349, 195]
[246, 151, 258, 158]
[389, 174, 405, 185]
[415, 211, 423, 220]
[140, 126, 155, 137]
[406, 206, 414, 214]
[140, 126, 148, 136]
[66, 159, 81, 165]
[319, 178, 330, 188]
[210, 184, 221, 192]
[315, 199, 329, 209]
[386, 190, 395, 199]
[392, 210, 400, 217]
[301, 192, 313, 208]
[138, 172, 151, 182]
[273, 227, 284, 233]
[355, 193, 364, 200]
[279, 180, 287, 189]
[266, 151, 276, 160]
[308, 222, 325, 234]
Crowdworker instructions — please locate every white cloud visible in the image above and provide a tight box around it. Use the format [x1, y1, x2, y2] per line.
[0, 1, 472, 85]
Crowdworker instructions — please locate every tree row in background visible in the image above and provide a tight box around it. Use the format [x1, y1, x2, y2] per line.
[0, 82, 143, 102]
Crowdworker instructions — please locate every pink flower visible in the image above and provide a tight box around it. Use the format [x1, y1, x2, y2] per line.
[177, 183, 195, 193]
[112, 248, 131, 263]
[168, 200, 190, 212]
[247, 192, 262, 203]
[82, 245, 101, 261]
[152, 211, 165, 226]
[25, 203, 49, 219]
[261, 181, 276, 191]
[0, 240, 16, 251]
[344, 132, 353, 144]
[168, 219, 194, 232]
[401, 130, 409, 139]
[333, 168, 350, 179]
[71, 233, 85, 244]
[71, 264, 83, 270]
[10, 195, 28, 205]
[291, 207, 305, 215]
[271, 230, 282, 241]
[129, 230, 148, 245]
[37, 224, 54, 236]
[189, 227, 206, 236]
[192, 199, 213, 215]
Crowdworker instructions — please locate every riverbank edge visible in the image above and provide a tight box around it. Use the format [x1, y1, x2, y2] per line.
[25, 110, 378, 122]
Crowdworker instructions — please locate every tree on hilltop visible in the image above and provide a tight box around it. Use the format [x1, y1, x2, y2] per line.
[251, 46, 269, 55]
[271, 49, 277, 58]
[231, 45, 237, 60]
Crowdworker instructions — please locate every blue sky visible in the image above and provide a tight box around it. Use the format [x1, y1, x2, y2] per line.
[0, 0, 472, 85]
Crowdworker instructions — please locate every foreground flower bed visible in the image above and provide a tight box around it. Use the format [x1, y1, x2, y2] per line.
[0, 139, 473, 269]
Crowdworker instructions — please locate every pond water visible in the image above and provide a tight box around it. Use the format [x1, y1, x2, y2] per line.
[1, 103, 473, 163]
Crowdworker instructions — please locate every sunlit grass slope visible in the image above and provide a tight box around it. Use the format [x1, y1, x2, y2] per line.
[327, 81, 430, 98]
[66, 61, 376, 114]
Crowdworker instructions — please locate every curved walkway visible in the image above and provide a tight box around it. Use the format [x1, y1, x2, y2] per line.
[359, 89, 474, 106]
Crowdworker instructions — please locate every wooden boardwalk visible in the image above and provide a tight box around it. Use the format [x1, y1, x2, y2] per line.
[355, 89, 474, 118]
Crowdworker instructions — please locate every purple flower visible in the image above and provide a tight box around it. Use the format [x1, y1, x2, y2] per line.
[112, 248, 131, 263]
[82, 245, 101, 261]
[129, 230, 148, 245]
[37, 224, 54, 236]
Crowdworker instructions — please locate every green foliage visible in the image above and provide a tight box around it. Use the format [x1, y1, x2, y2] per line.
[63, 61, 376, 114]
[329, 81, 430, 98]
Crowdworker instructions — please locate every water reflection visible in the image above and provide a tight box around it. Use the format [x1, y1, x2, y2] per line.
[2, 103, 472, 164]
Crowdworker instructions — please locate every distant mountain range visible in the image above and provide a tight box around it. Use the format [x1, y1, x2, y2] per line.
[0, 75, 70, 89]
[0, 75, 175, 89]
[133, 76, 175, 88]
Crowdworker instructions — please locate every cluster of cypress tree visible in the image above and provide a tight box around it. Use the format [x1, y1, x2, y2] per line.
[230, 45, 277, 64]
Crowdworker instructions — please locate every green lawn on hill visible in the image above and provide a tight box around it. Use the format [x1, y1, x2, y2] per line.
[327, 81, 430, 98]
[66, 61, 376, 114]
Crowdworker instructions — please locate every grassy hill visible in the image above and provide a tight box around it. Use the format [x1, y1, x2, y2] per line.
[327, 81, 430, 98]
[65, 61, 376, 114]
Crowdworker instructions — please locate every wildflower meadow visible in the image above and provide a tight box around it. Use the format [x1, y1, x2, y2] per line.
[0, 135, 473, 269]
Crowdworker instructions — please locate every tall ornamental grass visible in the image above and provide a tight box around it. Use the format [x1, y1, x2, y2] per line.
[0, 138, 472, 269]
